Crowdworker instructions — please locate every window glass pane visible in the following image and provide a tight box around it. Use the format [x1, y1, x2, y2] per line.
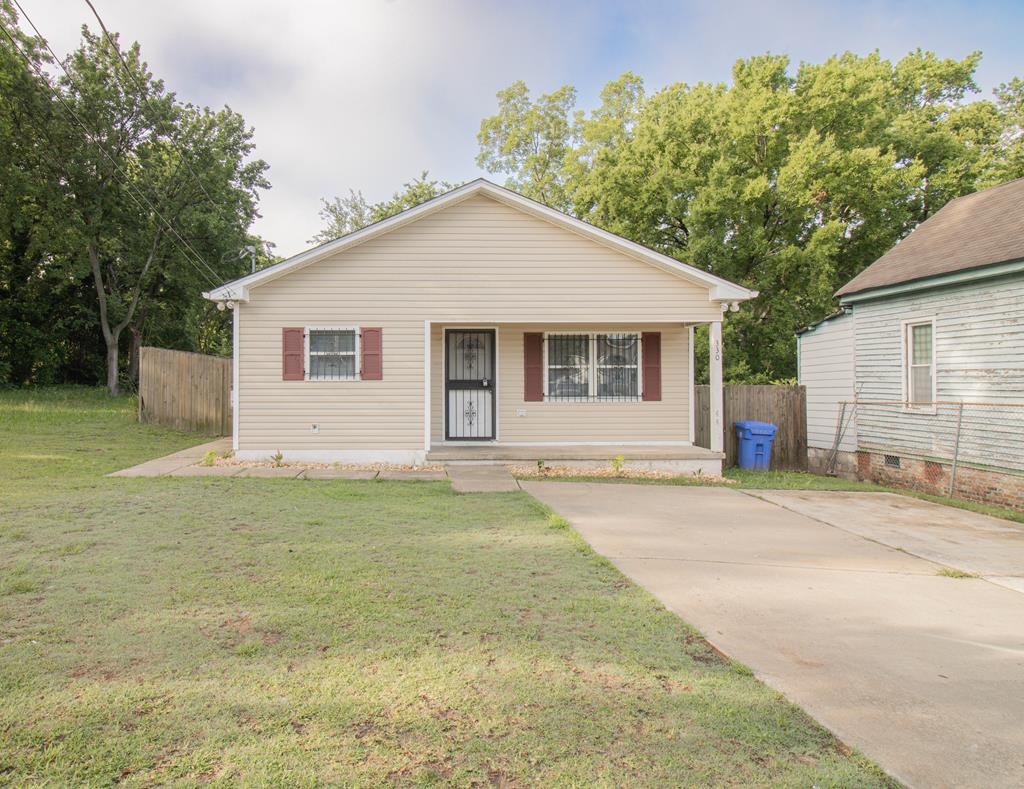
[911, 324, 932, 365]
[549, 367, 588, 398]
[596, 334, 638, 366]
[911, 365, 932, 402]
[310, 329, 354, 354]
[548, 335, 588, 368]
[309, 354, 355, 379]
[597, 367, 639, 398]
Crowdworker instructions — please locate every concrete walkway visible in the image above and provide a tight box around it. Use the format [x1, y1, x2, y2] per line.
[107, 438, 232, 477]
[445, 464, 519, 492]
[522, 481, 1024, 789]
[752, 490, 1024, 594]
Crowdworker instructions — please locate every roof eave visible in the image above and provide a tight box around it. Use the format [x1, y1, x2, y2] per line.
[838, 257, 1024, 304]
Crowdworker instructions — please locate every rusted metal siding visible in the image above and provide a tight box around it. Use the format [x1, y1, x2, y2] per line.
[852, 273, 1024, 468]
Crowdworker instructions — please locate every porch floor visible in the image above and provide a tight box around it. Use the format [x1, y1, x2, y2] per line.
[427, 444, 724, 463]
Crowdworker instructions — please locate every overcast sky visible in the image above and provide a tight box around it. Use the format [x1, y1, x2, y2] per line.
[22, 0, 1024, 258]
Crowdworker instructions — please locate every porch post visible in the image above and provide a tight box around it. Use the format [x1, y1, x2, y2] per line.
[232, 303, 239, 451]
[709, 320, 724, 453]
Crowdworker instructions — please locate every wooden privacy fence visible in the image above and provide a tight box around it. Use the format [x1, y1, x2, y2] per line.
[138, 346, 231, 435]
[695, 384, 807, 470]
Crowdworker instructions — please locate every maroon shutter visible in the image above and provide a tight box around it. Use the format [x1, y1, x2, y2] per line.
[282, 327, 304, 380]
[641, 332, 661, 401]
[361, 327, 382, 380]
[524, 332, 544, 401]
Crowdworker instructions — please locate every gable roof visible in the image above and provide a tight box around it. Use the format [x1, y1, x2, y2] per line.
[837, 177, 1024, 298]
[204, 179, 756, 303]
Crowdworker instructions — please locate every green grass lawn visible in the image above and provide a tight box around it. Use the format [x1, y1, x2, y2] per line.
[0, 387, 896, 787]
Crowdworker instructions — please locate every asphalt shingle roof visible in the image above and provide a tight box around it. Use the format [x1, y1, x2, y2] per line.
[836, 177, 1024, 296]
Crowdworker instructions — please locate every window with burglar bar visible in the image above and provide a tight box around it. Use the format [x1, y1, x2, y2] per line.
[545, 333, 640, 400]
[306, 327, 358, 380]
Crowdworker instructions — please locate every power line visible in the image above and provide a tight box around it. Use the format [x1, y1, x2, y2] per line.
[2, 7, 235, 296]
[0, 21, 227, 296]
[9, 0, 221, 283]
[81, 0, 221, 213]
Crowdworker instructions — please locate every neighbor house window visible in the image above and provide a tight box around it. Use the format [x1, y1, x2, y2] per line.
[545, 332, 640, 401]
[306, 327, 358, 380]
[904, 320, 934, 405]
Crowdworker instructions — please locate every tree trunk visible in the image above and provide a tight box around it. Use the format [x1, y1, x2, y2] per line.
[106, 336, 120, 396]
[128, 326, 142, 385]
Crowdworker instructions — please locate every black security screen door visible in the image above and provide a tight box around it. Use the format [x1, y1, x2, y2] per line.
[445, 329, 496, 440]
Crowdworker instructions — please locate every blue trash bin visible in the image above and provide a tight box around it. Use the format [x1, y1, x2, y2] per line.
[734, 420, 778, 470]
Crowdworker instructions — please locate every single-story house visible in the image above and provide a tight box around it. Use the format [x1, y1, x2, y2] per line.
[204, 179, 757, 473]
[798, 177, 1024, 508]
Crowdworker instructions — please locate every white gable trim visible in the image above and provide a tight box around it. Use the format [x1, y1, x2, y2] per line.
[203, 179, 757, 303]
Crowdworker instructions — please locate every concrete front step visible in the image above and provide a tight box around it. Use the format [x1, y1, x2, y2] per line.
[445, 464, 519, 493]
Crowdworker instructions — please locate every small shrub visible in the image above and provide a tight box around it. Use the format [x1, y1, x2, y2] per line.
[271, 450, 284, 468]
[610, 455, 626, 475]
[201, 449, 218, 467]
[537, 459, 546, 474]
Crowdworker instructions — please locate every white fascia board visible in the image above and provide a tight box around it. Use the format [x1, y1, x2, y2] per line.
[203, 179, 756, 303]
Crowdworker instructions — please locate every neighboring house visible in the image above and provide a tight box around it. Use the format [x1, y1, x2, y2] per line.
[798, 177, 1024, 508]
[204, 179, 756, 473]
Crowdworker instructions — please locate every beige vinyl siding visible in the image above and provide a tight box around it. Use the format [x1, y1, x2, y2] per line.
[431, 324, 690, 443]
[237, 193, 719, 451]
[798, 313, 857, 451]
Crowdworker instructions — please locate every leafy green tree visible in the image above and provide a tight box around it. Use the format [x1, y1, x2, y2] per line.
[984, 77, 1024, 185]
[39, 26, 268, 394]
[476, 82, 579, 210]
[312, 171, 460, 243]
[478, 52, 1022, 381]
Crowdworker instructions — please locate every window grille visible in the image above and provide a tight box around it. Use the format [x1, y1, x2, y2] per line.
[307, 328, 357, 380]
[545, 333, 640, 401]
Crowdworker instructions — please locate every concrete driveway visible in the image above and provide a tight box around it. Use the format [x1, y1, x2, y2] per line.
[522, 481, 1024, 789]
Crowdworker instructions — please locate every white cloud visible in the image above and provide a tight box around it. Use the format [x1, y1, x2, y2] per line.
[21, 0, 1022, 257]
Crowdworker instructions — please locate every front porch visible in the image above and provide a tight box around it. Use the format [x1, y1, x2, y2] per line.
[427, 321, 728, 469]
[428, 442, 724, 475]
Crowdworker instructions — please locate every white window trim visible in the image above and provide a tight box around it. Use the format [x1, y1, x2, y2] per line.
[542, 331, 643, 402]
[900, 317, 936, 413]
[304, 325, 360, 382]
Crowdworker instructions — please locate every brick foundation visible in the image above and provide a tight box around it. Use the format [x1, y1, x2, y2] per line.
[856, 451, 1024, 512]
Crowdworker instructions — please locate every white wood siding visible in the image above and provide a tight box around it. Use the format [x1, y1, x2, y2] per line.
[237, 194, 719, 452]
[853, 274, 1024, 470]
[798, 313, 857, 451]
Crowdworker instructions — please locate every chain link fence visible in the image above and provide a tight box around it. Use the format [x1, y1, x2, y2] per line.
[827, 400, 1024, 497]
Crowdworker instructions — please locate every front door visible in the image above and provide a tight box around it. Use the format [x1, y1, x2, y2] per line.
[445, 329, 496, 440]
